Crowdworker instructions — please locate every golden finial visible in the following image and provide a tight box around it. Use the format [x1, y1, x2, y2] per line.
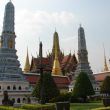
[24, 47, 30, 73]
[70, 50, 71, 56]
[103, 44, 109, 71]
[55, 27, 56, 32]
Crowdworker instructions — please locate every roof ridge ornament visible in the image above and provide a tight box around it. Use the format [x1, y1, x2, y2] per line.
[55, 27, 56, 32]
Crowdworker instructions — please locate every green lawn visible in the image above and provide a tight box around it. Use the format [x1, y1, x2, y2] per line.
[70, 103, 103, 110]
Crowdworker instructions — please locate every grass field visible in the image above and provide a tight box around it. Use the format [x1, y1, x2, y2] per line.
[70, 103, 103, 110]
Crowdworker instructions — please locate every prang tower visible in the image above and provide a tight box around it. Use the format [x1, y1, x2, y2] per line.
[0, 1, 31, 104]
[74, 25, 96, 84]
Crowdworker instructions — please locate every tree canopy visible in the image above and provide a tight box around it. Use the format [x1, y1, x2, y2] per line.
[101, 76, 110, 95]
[32, 72, 60, 102]
[73, 72, 95, 99]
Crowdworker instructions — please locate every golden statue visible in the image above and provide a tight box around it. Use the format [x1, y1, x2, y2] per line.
[8, 38, 13, 48]
[0, 38, 2, 48]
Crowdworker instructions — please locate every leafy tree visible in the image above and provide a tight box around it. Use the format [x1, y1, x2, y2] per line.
[32, 72, 60, 102]
[73, 72, 95, 102]
[101, 76, 110, 96]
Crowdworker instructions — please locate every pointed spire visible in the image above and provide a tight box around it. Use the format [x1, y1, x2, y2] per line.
[70, 50, 71, 56]
[103, 45, 109, 71]
[24, 47, 30, 73]
[55, 27, 56, 32]
[78, 25, 87, 50]
[39, 41, 43, 58]
[52, 30, 60, 58]
[74, 50, 75, 54]
[52, 33, 62, 75]
[3, 0, 14, 33]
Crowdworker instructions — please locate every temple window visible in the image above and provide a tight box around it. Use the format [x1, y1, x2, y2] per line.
[13, 85, 16, 90]
[18, 86, 22, 90]
[17, 98, 20, 103]
[12, 98, 15, 103]
[23, 98, 26, 103]
[7, 86, 10, 90]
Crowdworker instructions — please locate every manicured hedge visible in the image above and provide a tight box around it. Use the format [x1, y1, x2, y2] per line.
[0, 106, 25, 110]
[92, 107, 110, 110]
[22, 103, 56, 110]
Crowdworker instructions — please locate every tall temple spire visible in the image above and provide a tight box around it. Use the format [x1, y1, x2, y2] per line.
[52, 33, 62, 75]
[78, 25, 87, 51]
[0, 1, 26, 81]
[0, 1, 31, 104]
[52, 31, 60, 58]
[74, 25, 96, 84]
[39, 41, 43, 58]
[24, 47, 30, 73]
[103, 45, 109, 71]
[3, 1, 14, 33]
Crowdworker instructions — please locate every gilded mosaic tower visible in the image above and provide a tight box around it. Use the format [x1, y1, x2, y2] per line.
[52, 31, 62, 75]
[52, 31, 60, 58]
[74, 25, 96, 84]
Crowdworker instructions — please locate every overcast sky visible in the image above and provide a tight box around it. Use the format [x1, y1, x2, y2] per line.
[0, 0, 110, 73]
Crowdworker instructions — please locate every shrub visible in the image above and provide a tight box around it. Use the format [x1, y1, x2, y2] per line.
[101, 76, 110, 96]
[0, 106, 25, 110]
[92, 107, 110, 110]
[22, 103, 56, 110]
[72, 72, 95, 102]
[32, 72, 60, 103]
[49, 92, 71, 103]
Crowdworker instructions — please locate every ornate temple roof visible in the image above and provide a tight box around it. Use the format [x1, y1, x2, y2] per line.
[62, 54, 71, 64]
[30, 57, 52, 73]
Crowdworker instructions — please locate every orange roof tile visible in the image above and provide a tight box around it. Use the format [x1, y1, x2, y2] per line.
[62, 55, 71, 64]
[94, 71, 110, 81]
[25, 74, 70, 89]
